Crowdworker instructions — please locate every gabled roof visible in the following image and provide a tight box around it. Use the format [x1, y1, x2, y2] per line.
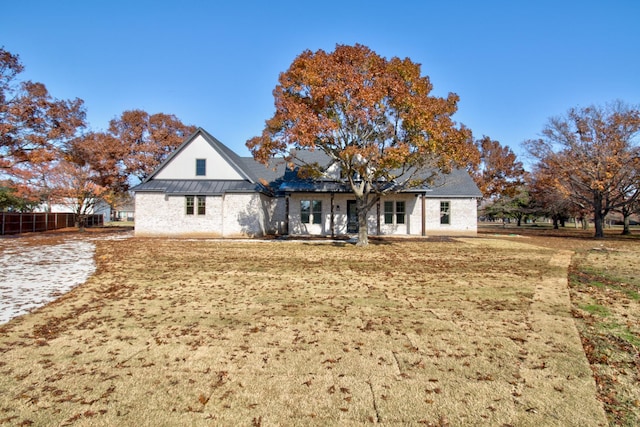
[133, 128, 482, 199]
[142, 127, 259, 184]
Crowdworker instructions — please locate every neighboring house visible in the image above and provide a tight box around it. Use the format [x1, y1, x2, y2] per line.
[132, 128, 481, 238]
[94, 196, 135, 222]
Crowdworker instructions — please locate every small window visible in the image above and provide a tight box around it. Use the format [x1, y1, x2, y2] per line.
[440, 201, 450, 225]
[197, 196, 206, 215]
[396, 201, 405, 224]
[384, 201, 394, 224]
[312, 200, 322, 224]
[186, 196, 194, 215]
[301, 200, 322, 224]
[196, 159, 206, 176]
[300, 200, 310, 223]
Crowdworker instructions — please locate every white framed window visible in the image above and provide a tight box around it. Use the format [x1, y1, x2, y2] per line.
[440, 201, 450, 225]
[301, 200, 322, 224]
[384, 200, 405, 224]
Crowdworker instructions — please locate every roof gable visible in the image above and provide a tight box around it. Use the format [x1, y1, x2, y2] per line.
[144, 128, 257, 183]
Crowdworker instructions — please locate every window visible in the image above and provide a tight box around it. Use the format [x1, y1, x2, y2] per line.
[186, 196, 194, 215]
[196, 159, 206, 176]
[440, 201, 450, 225]
[186, 196, 206, 215]
[301, 200, 322, 224]
[384, 200, 405, 224]
[197, 196, 206, 215]
[395, 201, 405, 224]
[384, 201, 394, 224]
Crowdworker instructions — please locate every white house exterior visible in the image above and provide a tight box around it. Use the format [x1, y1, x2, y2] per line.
[133, 128, 481, 238]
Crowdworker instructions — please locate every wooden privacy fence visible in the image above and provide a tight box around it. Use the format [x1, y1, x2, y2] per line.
[0, 212, 103, 235]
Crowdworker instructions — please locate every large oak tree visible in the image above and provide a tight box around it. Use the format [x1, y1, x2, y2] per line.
[0, 48, 86, 202]
[247, 44, 475, 245]
[107, 110, 196, 182]
[472, 136, 525, 200]
[526, 101, 640, 238]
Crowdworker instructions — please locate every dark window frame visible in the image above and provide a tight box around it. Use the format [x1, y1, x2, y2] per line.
[395, 201, 405, 224]
[196, 158, 206, 176]
[440, 201, 450, 225]
[197, 196, 206, 215]
[186, 196, 195, 215]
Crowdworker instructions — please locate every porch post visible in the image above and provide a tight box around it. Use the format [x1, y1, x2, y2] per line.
[284, 194, 290, 235]
[421, 193, 426, 236]
[376, 200, 381, 235]
[330, 193, 335, 239]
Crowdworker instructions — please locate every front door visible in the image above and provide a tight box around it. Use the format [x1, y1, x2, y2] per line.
[347, 200, 358, 233]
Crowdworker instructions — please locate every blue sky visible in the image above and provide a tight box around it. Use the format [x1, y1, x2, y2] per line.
[3, 0, 639, 167]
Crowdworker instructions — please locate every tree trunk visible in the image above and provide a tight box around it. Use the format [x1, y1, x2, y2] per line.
[593, 193, 604, 238]
[622, 214, 631, 235]
[356, 197, 369, 246]
[77, 215, 86, 232]
[552, 215, 559, 229]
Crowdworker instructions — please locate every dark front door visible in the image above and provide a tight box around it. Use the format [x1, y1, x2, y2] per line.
[347, 200, 358, 233]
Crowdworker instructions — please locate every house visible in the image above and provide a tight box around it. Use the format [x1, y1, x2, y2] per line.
[94, 195, 135, 222]
[132, 128, 482, 238]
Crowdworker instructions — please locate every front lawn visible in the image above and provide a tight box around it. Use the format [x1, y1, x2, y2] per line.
[0, 236, 608, 425]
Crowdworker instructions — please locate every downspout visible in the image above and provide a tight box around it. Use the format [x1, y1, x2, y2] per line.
[221, 193, 225, 237]
[421, 193, 426, 237]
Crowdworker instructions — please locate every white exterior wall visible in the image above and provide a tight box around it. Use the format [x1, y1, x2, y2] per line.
[378, 194, 416, 235]
[423, 197, 477, 236]
[286, 193, 477, 237]
[154, 135, 243, 180]
[267, 197, 287, 235]
[134, 192, 270, 238]
[136, 191, 477, 238]
[288, 193, 334, 235]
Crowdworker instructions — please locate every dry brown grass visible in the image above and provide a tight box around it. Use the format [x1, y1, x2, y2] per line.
[0, 233, 610, 426]
[569, 244, 640, 426]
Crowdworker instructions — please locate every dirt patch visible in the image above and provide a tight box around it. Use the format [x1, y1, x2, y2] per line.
[0, 235, 608, 425]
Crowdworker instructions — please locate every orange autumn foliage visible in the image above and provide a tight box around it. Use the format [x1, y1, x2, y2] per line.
[247, 44, 475, 245]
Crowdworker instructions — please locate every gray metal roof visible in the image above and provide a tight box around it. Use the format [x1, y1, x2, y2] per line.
[276, 168, 482, 197]
[132, 179, 259, 195]
[133, 128, 482, 199]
